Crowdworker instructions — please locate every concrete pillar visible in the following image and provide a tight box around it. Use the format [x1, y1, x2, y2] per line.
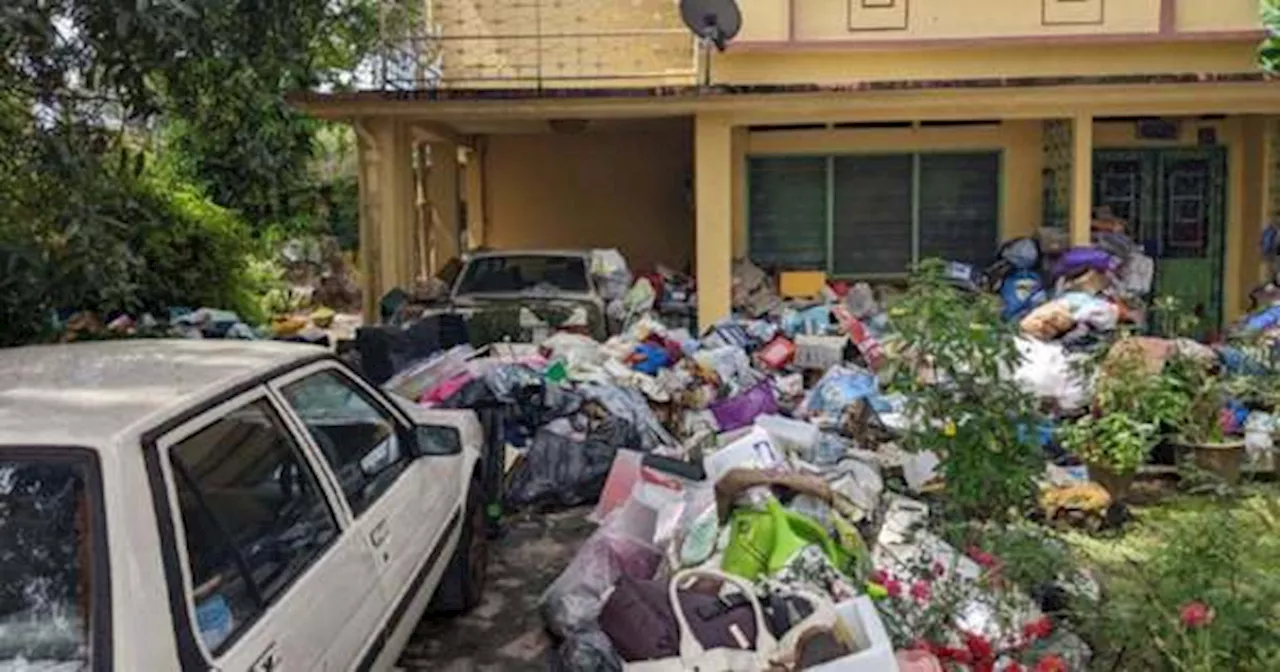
[1070, 113, 1094, 247]
[355, 118, 417, 322]
[463, 141, 487, 251]
[428, 141, 461, 273]
[1001, 120, 1044, 240]
[695, 115, 734, 330]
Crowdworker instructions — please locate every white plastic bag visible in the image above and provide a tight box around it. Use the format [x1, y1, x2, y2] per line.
[1011, 337, 1090, 413]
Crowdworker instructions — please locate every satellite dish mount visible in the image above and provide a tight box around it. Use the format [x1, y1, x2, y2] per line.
[679, 0, 743, 87]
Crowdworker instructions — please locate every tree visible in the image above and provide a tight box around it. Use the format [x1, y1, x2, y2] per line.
[0, 1, 379, 344]
[1264, 0, 1280, 74]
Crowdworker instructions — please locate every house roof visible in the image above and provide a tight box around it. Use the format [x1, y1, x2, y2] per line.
[0, 340, 327, 449]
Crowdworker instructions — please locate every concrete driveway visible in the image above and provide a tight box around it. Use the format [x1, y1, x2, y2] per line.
[399, 507, 596, 671]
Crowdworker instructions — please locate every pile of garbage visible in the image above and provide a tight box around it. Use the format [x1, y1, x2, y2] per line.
[380, 255, 1115, 670]
[54, 305, 349, 346]
[376, 216, 1280, 671]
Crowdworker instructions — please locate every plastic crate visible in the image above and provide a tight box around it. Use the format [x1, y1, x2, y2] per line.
[809, 597, 900, 671]
[794, 335, 850, 371]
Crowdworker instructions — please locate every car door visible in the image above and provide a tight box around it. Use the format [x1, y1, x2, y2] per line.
[152, 386, 386, 672]
[268, 361, 463, 656]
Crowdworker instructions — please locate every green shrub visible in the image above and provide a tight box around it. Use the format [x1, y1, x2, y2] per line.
[129, 172, 267, 324]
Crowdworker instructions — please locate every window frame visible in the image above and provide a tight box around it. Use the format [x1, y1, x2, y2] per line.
[266, 360, 419, 522]
[746, 149, 1004, 279]
[149, 385, 347, 666]
[0, 445, 113, 672]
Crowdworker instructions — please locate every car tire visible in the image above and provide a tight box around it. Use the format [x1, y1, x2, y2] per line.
[428, 478, 489, 614]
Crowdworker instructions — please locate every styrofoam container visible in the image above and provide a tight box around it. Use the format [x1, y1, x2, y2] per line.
[755, 413, 820, 457]
[808, 597, 900, 671]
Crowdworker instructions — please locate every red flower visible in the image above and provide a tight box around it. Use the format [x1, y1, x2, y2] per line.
[1004, 663, 1026, 672]
[910, 580, 932, 603]
[967, 545, 998, 568]
[964, 633, 995, 662]
[932, 561, 946, 577]
[1180, 601, 1215, 629]
[884, 578, 903, 598]
[1022, 616, 1054, 641]
[870, 569, 889, 585]
[934, 646, 972, 664]
[1034, 655, 1067, 672]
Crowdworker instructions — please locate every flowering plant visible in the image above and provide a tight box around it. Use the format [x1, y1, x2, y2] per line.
[1081, 502, 1280, 670]
[869, 533, 1086, 671]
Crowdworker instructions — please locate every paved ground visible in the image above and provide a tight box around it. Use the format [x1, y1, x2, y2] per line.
[399, 507, 597, 671]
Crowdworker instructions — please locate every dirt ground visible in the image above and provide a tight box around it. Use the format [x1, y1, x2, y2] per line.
[399, 507, 596, 671]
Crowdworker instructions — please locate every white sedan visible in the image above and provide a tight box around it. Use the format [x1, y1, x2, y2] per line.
[0, 340, 490, 671]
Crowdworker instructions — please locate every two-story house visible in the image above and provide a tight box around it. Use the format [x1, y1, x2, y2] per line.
[294, 0, 1280, 330]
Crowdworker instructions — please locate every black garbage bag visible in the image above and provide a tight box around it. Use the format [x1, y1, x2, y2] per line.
[506, 429, 618, 511]
[586, 415, 642, 451]
[547, 629, 623, 672]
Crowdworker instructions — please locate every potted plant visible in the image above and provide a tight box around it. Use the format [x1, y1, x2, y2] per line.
[1057, 412, 1157, 500]
[1166, 356, 1247, 484]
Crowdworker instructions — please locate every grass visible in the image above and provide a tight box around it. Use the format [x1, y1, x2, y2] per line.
[1059, 482, 1280, 670]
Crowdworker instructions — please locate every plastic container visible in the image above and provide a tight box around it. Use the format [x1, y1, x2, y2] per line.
[808, 597, 900, 672]
[755, 414, 820, 457]
[703, 427, 784, 484]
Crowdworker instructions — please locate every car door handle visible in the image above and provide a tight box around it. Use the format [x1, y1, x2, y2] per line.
[370, 519, 390, 548]
[249, 642, 281, 672]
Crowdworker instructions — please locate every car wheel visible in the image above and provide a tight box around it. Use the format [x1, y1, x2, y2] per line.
[428, 479, 489, 614]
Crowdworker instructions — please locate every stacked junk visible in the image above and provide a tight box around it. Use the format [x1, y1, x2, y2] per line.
[373, 215, 1280, 672]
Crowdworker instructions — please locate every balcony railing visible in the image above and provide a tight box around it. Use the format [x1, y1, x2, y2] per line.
[374, 0, 699, 91]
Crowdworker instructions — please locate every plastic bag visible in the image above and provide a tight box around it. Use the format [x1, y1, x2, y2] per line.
[506, 430, 619, 511]
[844, 282, 879, 319]
[548, 629, 624, 672]
[999, 237, 1042, 270]
[1011, 337, 1089, 413]
[800, 366, 880, 420]
[578, 382, 678, 451]
[591, 248, 633, 302]
[540, 523, 664, 638]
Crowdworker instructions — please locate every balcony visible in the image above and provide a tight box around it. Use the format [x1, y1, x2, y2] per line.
[736, 0, 1264, 47]
[378, 0, 699, 90]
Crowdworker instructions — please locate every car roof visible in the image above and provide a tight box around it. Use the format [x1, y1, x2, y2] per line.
[465, 249, 590, 260]
[0, 339, 328, 449]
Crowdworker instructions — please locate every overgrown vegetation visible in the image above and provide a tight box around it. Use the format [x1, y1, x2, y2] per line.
[0, 0, 382, 345]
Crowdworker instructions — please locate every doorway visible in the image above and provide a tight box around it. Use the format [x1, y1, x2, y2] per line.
[1093, 147, 1227, 331]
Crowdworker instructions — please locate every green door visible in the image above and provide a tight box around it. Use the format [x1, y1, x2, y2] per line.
[1094, 148, 1227, 332]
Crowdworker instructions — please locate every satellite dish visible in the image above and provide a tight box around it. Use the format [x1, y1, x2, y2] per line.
[680, 0, 742, 52]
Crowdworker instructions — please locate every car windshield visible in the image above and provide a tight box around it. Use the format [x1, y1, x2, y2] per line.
[0, 452, 98, 671]
[453, 255, 590, 296]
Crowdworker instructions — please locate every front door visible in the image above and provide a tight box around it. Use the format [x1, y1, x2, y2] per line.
[1094, 147, 1227, 333]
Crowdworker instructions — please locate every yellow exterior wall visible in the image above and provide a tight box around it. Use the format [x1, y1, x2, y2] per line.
[790, 0, 1157, 42]
[1176, 0, 1264, 33]
[716, 42, 1260, 86]
[479, 120, 693, 272]
[739, 0, 1261, 44]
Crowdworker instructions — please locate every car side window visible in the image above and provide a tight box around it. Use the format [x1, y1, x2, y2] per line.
[168, 399, 339, 655]
[280, 369, 409, 517]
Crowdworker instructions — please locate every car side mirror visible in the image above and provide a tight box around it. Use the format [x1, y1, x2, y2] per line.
[415, 424, 462, 456]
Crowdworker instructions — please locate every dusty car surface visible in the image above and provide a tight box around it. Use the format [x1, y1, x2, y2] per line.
[0, 340, 488, 672]
[443, 250, 608, 339]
